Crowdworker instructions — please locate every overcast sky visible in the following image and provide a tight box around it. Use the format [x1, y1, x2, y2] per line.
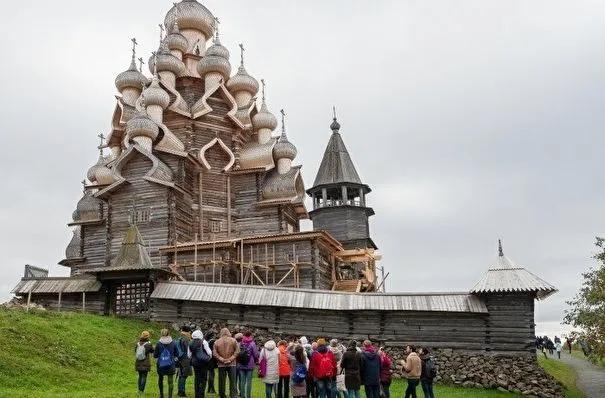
[1, 0, 604, 338]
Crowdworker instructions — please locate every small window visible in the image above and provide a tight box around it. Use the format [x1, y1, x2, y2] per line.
[136, 209, 150, 223]
[285, 253, 295, 262]
[210, 220, 221, 233]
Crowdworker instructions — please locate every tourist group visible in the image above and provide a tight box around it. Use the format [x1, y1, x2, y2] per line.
[134, 326, 438, 398]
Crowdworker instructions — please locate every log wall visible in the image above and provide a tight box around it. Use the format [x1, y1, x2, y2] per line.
[150, 300, 495, 355]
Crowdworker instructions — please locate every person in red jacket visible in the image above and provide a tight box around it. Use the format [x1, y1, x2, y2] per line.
[277, 340, 292, 398]
[378, 348, 392, 398]
[309, 339, 337, 398]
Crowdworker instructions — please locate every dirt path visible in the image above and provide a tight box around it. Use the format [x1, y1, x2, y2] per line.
[559, 351, 605, 398]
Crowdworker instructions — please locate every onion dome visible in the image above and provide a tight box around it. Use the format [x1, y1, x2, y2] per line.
[227, 64, 259, 96]
[197, 37, 231, 80]
[165, 22, 188, 53]
[141, 75, 170, 109]
[330, 117, 341, 133]
[94, 163, 114, 185]
[164, 0, 215, 40]
[126, 110, 159, 141]
[252, 101, 278, 131]
[115, 56, 148, 93]
[87, 151, 105, 183]
[72, 190, 103, 222]
[65, 227, 81, 259]
[273, 132, 297, 160]
[154, 41, 186, 76]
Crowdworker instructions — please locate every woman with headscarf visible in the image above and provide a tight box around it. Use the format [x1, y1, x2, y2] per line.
[134, 330, 154, 397]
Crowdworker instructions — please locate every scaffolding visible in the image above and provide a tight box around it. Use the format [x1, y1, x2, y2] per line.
[166, 235, 313, 288]
[164, 234, 384, 293]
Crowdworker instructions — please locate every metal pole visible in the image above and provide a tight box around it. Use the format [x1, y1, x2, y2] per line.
[82, 292, 86, 313]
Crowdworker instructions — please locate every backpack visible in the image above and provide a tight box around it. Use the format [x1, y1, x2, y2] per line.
[316, 352, 335, 379]
[158, 344, 174, 370]
[236, 343, 251, 366]
[135, 343, 147, 361]
[425, 357, 437, 379]
[175, 338, 186, 359]
[194, 340, 211, 362]
[292, 364, 307, 384]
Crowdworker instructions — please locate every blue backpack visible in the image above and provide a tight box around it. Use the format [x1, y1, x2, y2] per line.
[158, 344, 174, 370]
[292, 364, 307, 384]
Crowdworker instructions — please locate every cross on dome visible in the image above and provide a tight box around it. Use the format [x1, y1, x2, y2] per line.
[239, 43, 245, 66]
[280, 109, 286, 133]
[138, 57, 145, 73]
[131, 37, 138, 59]
[214, 17, 220, 40]
[261, 79, 266, 101]
[97, 133, 106, 149]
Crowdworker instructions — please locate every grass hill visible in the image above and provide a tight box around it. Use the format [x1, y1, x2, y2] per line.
[0, 307, 554, 398]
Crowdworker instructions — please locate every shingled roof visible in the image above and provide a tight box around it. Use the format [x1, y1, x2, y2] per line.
[312, 118, 363, 188]
[86, 223, 159, 273]
[470, 240, 557, 300]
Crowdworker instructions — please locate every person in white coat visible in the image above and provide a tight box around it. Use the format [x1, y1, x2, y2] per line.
[260, 340, 280, 398]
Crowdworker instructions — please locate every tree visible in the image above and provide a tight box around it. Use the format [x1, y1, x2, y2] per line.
[564, 237, 605, 359]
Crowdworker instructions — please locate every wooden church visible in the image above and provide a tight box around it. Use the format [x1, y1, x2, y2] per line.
[12, 0, 381, 316]
[12, 2, 557, 361]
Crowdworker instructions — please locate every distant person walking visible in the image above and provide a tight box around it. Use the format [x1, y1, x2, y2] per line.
[134, 330, 154, 397]
[190, 330, 213, 398]
[555, 341, 562, 359]
[213, 328, 239, 398]
[154, 328, 178, 398]
[566, 337, 573, 354]
[402, 345, 421, 398]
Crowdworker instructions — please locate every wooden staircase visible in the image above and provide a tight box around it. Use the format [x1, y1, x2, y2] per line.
[332, 279, 362, 292]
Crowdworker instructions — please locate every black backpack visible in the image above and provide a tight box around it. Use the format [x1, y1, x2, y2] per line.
[236, 342, 250, 365]
[425, 357, 437, 379]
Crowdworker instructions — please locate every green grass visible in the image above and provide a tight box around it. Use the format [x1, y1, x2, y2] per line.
[570, 349, 605, 367]
[538, 356, 584, 398]
[0, 308, 524, 398]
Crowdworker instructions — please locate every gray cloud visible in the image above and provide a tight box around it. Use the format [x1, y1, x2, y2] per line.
[1, 1, 604, 336]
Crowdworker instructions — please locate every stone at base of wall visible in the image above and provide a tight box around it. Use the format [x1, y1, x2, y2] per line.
[178, 319, 565, 398]
[386, 348, 564, 398]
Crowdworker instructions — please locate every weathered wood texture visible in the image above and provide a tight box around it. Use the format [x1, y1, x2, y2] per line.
[310, 207, 371, 248]
[107, 156, 170, 267]
[150, 300, 496, 355]
[482, 292, 537, 356]
[32, 292, 105, 314]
